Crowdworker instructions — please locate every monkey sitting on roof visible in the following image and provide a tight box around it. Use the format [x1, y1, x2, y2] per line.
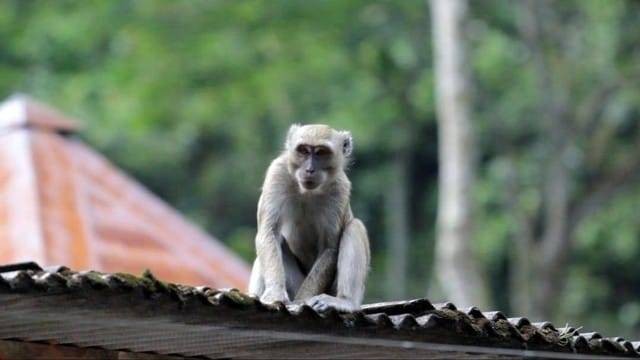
[248, 124, 370, 312]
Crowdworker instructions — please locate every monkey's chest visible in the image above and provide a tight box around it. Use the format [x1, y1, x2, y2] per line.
[280, 205, 341, 271]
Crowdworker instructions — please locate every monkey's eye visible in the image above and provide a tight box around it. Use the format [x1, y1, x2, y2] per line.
[296, 145, 310, 155]
[315, 147, 330, 156]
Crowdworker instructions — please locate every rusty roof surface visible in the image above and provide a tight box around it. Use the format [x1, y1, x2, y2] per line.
[0, 263, 637, 359]
[0, 95, 250, 289]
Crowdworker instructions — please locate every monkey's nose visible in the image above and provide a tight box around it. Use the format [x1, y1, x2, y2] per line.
[306, 168, 315, 175]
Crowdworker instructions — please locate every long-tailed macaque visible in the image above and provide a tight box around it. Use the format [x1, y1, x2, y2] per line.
[248, 124, 370, 312]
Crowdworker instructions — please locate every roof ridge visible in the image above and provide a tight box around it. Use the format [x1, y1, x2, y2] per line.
[0, 94, 80, 133]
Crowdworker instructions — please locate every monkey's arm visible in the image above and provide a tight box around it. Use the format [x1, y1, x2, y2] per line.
[253, 166, 290, 304]
[255, 203, 288, 303]
[294, 248, 338, 301]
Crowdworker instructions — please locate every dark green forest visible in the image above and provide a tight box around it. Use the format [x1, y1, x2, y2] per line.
[1, 0, 640, 338]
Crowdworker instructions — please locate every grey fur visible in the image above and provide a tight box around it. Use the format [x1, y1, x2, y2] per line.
[248, 124, 370, 312]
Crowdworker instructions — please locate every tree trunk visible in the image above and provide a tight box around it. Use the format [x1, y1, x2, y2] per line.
[430, 0, 487, 308]
[519, 0, 572, 320]
[385, 151, 410, 299]
[505, 162, 533, 316]
[535, 154, 570, 319]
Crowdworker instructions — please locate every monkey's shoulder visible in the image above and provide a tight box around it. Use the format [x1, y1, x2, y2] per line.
[263, 156, 290, 183]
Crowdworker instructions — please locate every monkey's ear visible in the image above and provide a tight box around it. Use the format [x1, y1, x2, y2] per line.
[340, 131, 353, 156]
[285, 124, 301, 149]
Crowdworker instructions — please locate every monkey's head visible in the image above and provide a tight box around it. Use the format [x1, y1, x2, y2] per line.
[285, 124, 353, 194]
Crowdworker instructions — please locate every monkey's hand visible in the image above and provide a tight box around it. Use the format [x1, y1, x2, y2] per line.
[260, 287, 290, 305]
[306, 294, 358, 313]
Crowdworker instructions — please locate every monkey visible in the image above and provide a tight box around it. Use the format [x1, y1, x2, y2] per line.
[248, 124, 370, 313]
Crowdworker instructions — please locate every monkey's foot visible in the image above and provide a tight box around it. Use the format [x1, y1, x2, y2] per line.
[306, 294, 358, 313]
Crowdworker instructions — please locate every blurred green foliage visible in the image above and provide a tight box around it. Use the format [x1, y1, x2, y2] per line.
[0, 0, 639, 338]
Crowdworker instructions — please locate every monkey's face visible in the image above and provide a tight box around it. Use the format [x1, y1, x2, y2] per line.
[291, 144, 333, 192]
[285, 124, 353, 194]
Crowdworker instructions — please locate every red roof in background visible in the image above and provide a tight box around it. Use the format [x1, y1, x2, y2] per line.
[0, 95, 250, 289]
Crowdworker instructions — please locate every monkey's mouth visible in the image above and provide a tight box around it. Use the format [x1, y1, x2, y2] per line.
[302, 179, 319, 190]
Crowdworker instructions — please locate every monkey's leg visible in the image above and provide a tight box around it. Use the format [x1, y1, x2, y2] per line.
[294, 248, 338, 301]
[307, 219, 370, 312]
[280, 239, 306, 300]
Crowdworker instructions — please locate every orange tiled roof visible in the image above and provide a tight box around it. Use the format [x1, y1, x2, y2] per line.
[0, 94, 250, 289]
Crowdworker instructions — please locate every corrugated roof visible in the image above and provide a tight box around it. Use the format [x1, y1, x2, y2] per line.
[0, 263, 636, 359]
[0, 95, 250, 289]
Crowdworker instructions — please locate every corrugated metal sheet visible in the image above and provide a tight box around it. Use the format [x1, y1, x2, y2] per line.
[0, 265, 636, 359]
